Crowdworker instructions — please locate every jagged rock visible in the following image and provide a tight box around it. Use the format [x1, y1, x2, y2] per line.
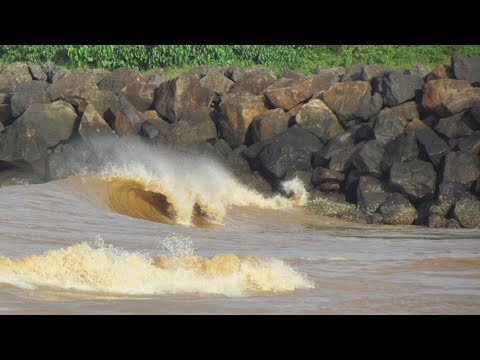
[422, 79, 471, 115]
[143, 68, 165, 87]
[78, 104, 116, 145]
[408, 63, 431, 78]
[264, 74, 335, 110]
[111, 96, 146, 136]
[457, 131, 480, 154]
[90, 69, 110, 84]
[379, 193, 418, 225]
[373, 114, 408, 145]
[154, 120, 200, 147]
[98, 67, 144, 95]
[10, 81, 50, 118]
[405, 117, 428, 134]
[0, 73, 17, 93]
[229, 67, 275, 95]
[435, 111, 474, 139]
[313, 131, 355, 171]
[306, 194, 368, 224]
[28, 64, 48, 82]
[63, 87, 118, 124]
[154, 73, 214, 123]
[441, 151, 480, 188]
[381, 133, 419, 172]
[453, 196, 480, 228]
[341, 63, 364, 82]
[360, 64, 385, 82]
[322, 81, 378, 128]
[382, 70, 424, 107]
[351, 140, 385, 177]
[452, 54, 480, 85]
[236, 171, 272, 195]
[350, 123, 374, 143]
[178, 107, 217, 142]
[415, 126, 449, 166]
[389, 159, 436, 201]
[199, 69, 234, 94]
[294, 99, 343, 143]
[47, 141, 97, 180]
[247, 108, 290, 144]
[0, 96, 12, 126]
[218, 92, 266, 147]
[119, 81, 156, 112]
[281, 70, 303, 80]
[3, 62, 32, 84]
[441, 87, 480, 116]
[356, 175, 390, 213]
[41, 61, 69, 83]
[140, 121, 161, 139]
[46, 69, 98, 101]
[379, 101, 420, 121]
[311, 167, 345, 185]
[14, 101, 77, 147]
[213, 139, 232, 157]
[315, 67, 345, 82]
[425, 64, 453, 82]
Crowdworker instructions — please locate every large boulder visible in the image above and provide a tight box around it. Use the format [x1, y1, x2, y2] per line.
[178, 107, 217, 142]
[78, 104, 116, 145]
[143, 68, 165, 87]
[441, 151, 480, 188]
[153, 121, 200, 147]
[382, 70, 424, 107]
[422, 79, 471, 115]
[0, 73, 17, 93]
[360, 64, 385, 82]
[0, 123, 47, 176]
[379, 101, 420, 121]
[154, 73, 214, 123]
[46, 69, 97, 101]
[229, 67, 276, 95]
[457, 131, 480, 154]
[306, 193, 368, 224]
[311, 167, 345, 185]
[247, 108, 290, 144]
[97, 67, 144, 94]
[315, 67, 345, 82]
[441, 87, 480, 116]
[3, 62, 32, 84]
[341, 63, 364, 82]
[389, 159, 437, 201]
[373, 113, 408, 145]
[379, 193, 418, 225]
[356, 175, 390, 213]
[41, 61, 69, 83]
[118, 81, 156, 112]
[351, 140, 385, 177]
[381, 133, 419, 172]
[199, 69, 234, 94]
[111, 96, 146, 136]
[313, 131, 355, 172]
[28, 64, 48, 82]
[47, 141, 97, 180]
[294, 99, 342, 142]
[415, 126, 449, 166]
[425, 64, 453, 82]
[14, 101, 78, 148]
[453, 196, 480, 228]
[434, 111, 474, 139]
[218, 92, 266, 147]
[321, 81, 379, 128]
[264, 74, 335, 110]
[452, 55, 480, 86]
[10, 81, 50, 118]
[0, 94, 12, 126]
[63, 87, 118, 124]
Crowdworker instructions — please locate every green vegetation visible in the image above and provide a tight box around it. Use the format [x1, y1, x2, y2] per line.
[1, 45, 479, 75]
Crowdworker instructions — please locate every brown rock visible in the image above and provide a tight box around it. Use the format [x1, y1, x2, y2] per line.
[178, 107, 217, 142]
[46, 69, 98, 101]
[441, 87, 480, 116]
[405, 118, 428, 134]
[218, 92, 266, 147]
[154, 73, 214, 123]
[425, 64, 453, 82]
[422, 79, 471, 115]
[63, 87, 118, 125]
[247, 108, 290, 144]
[3, 62, 32, 84]
[0, 104, 12, 126]
[78, 104, 116, 145]
[143, 68, 165, 87]
[360, 64, 385, 82]
[0, 73, 16, 93]
[119, 81, 156, 112]
[112, 97, 146, 136]
[199, 70, 234, 94]
[229, 68, 276, 95]
[98, 67, 145, 95]
[143, 110, 168, 126]
[29, 64, 48, 82]
[380, 101, 420, 121]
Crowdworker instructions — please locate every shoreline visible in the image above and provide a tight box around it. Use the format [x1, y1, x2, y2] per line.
[0, 56, 479, 228]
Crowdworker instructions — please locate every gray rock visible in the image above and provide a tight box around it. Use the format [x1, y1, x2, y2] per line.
[10, 81, 50, 118]
[41, 61, 70, 83]
[356, 175, 390, 213]
[452, 54, 480, 86]
[389, 159, 437, 201]
[381, 133, 419, 173]
[311, 167, 345, 185]
[457, 131, 480, 154]
[379, 193, 418, 225]
[360, 64, 385, 82]
[112, 96, 147, 136]
[415, 126, 449, 166]
[373, 114, 408, 145]
[4, 62, 32, 84]
[46, 69, 98, 101]
[453, 196, 480, 228]
[29, 64, 48, 82]
[247, 108, 290, 145]
[441, 151, 480, 187]
[214, 139, 232, 157]
[199, 69, 234, 94]
[98, 67, 145, 95]
[382, 70, 424, 107]
[63, 87, 118, 125]
[178, 107, 217, 142]
[306, 193, 368, 224]
[351, 140, 385, 177]
[435, 111, 474, 139]
[315, 131, 356, 172]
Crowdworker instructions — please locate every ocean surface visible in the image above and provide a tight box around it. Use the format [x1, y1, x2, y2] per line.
[0, 139, 479, 314]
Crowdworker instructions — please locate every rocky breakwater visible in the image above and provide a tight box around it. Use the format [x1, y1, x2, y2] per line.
[0, 57, 479, 228]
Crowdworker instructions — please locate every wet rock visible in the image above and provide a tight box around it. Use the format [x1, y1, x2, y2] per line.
[457, 131, 480, 154]
[3, 62, 32, 84]
[41, 61, 69, 83]
[264, 74, 335, 111]
[356, 175, 390, 213]
[382, 70, 424, 107]
[14, 101, 78, 148]
[218, 92, 266, 147]
[373, 113, 408, 145]
[314, 131, 356, 172]
[98, 67, 145, 95]
[381, 133, 419, 173]
[341, 63, 364, 82]
[435, 111, 473, 139]
[213, 139, 232, 157]
[389, 159, 436, 201]
[452, 54, 480, 85]
[453, 196, 480, 228]
[311, 167, 345, 185]
[360, 64, 385, 82]
[63, 87, 118, 124]
[236, 171, 272, 195]
[28, 64, 48, 82]
[154, 121, 200, 147]
[199, 69, 234, 95]
[379, 193, 418, 225]
[428, 214, 450, 228]
[351, 140, 385, 177]
[441, 87, 480, 116]
[294, 99, 343, 143]
[306, 194, 368, 224]
[46, 69, 98, 101]
[78, 104, 116, 145]
[415, 126, 449, 166]
[441, 151, 480, 188]
[229, 67, 276, 95]
[178, 107, 217, 142]
[47, 141, 97, 180]
[140, 121, 162, 139]
[119, 81, 156, 112]
[422, 79, 471, 115]
[10, 81, 50, 118]
[322, 81, 378, 128]
[111, 96, 146, 136]
[247, 108, 290, 144]
[154, 73, 214, 124]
